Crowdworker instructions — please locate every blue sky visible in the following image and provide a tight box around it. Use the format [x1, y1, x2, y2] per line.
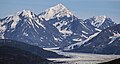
[0, 0, 120, 23]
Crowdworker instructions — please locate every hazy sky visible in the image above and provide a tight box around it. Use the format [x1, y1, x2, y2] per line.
[0, 0, 120, 23]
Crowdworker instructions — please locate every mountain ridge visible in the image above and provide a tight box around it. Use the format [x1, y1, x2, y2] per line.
[63, 24, 120, 54]
[0, 4, 117, 48]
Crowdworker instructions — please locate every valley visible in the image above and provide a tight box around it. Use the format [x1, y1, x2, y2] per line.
[44, 48, 120, 64]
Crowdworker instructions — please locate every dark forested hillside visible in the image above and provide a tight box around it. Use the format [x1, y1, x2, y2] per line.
[0, 39, 64, 58]
[0, 46, 52, 64]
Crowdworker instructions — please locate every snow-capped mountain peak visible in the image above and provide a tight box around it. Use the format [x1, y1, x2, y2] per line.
[39, 3, 73, 20]
[93, 16, 107, 22]
[20, 9, 35, 18]
[0, 10, 36, 29]
[91, 16, 107, 27]
[0, 13, 21, 29]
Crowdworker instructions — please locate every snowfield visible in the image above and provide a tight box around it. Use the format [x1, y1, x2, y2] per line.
[44, 47, 120, 64]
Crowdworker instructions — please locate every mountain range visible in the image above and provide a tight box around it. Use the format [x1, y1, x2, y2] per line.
[64, 24, 120, 54]
[0, 4, 119, 54]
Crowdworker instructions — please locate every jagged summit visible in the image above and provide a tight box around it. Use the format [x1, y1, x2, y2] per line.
[0, 9, 37, 29]
[38, 3, 74, 20]
[19, 9, 36, 18]
[3, 10, 35, 20]
[84, 15, 116, 30]
[93, 15, 107, 22]
[91, 15, 107, 27]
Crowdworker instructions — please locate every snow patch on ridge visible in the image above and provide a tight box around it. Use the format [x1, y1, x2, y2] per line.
[92, 16, 107, 28]
[64, 32, 100, 50]
[95, 28, 102, 32]
[82, 31, 88, 34]
[73, 38, 82, 42]
[23, 32, 28, 36]
[22, 10, 35, 18]
[36, 19, 46, 29]
[108, 32, 120, 44]
[11, 14, 20, 29]
[53, 21, 73, 36]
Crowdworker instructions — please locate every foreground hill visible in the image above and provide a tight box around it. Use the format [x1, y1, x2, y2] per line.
[0, 39, 64, 58]
[99, 58, 120, 64]
[0, 46, 52, 64]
